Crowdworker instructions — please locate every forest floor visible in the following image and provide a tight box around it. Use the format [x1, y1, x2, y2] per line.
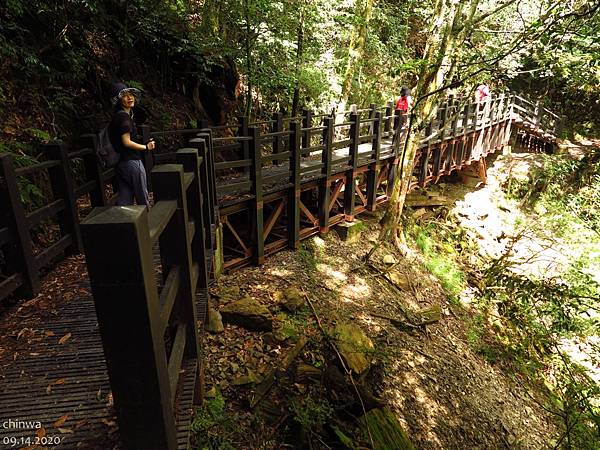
[1, 143, 597, 449]
[197, 147, 598, 449]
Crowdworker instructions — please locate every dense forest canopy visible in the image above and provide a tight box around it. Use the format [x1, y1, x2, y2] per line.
[1, 0, 598, 155]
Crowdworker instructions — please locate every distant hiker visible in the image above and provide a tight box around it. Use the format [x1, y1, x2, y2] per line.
[475, 83, 490, 103]
[475, 83, 492, 124]
[108, 82, 154, 208]
[395, 86, 412, 133]
[395, 86, 412, 113]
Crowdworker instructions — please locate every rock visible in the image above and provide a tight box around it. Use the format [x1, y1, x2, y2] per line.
[206, 307, 224, 334]
[333, 322, 374, 376]
[383, 254, 397, 265]
[262, 331, 287, 346]
[389, 271, 410, 290]
[359, 407, 415, 450]
[280, 287, 305, 313]
[334, 220, 364, 243]
[221, 297, 273, 331]
[232, 371, 260, 386]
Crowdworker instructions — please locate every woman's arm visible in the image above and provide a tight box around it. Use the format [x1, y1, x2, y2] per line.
[121, 133, 156, 151]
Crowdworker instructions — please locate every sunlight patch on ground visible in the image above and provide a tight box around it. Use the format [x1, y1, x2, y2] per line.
[316, 263, 347, 284]
[340, 276, 371, 302]
[266, 267, 293, 277]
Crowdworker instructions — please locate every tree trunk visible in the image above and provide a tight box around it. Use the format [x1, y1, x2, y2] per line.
[337, 0, 374, 113]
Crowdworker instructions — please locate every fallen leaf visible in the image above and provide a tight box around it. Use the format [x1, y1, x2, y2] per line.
[46, 385, 52, 394]
[101, 418, 116, 427]
[53, 378, 66, 385]
[45, 331, 55, 337]
[36, 427, 46, 438]
[53, 414, 69, 427]
[58, 333, 72, 344]
[58, 427, 73, 434]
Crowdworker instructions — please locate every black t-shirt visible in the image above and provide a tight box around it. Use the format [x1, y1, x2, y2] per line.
[109, 108, 141, 161]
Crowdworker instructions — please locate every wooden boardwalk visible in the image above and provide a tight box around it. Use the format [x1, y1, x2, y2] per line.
[0, 269, 205, 449]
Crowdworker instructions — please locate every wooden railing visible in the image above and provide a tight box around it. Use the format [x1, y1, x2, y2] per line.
[0, 93, 559, 301]
[80, 146, 212, 450]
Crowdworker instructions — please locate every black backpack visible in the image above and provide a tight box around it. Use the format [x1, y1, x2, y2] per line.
[96, 110, 130, 169]
[96, 126, 120, 169]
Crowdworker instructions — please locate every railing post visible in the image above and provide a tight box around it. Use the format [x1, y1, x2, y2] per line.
[318, 117, 333, 233]
[384, 102, 393, 134]
[43, 143, 83, 254]
[248, 126, 264, 264]
[141, 125, 154, 191]
[288, 121, 301, 250]
[81, 206, 176, 450]
[302, 109, 312, 150]
[344, 112, 360, 221]
[458, 103, 469, 166]
[238, 116, 250, 175]
[79, 134, 107, 207]
[153, 164, 203, 356]
[188, 138, 214, 251]
[198, 130, 218, 224]
[176, 149, 210, 294]
[0, 154, 40, 298]
[366, 111, 382, 211]
[272, 111, 284, 165]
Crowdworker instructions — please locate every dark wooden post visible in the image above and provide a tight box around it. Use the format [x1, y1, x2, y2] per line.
[81, 206, 176, 450]
[302, 109, 312, 150]
[153, 164, 203, 353]
[272, 112, 284, 165]
[433, 106, 447, 180]
[248, 126, 264, 264]
[384, 102, 393, 134]
[79, 134, 107, 207]
[176, 149, 210, 292]
[458, 103, 469, 166]
[343, 112, 360, 221]
[0, 154, 40, 298]
[447, 100, 460, 171]
[198, 130, 217, 224]
[238, 115, 249, 175]
[44, 143, 83, 254]
[188, 138, 214, 251]
[140, 125, 154, 191]
[288, 121, 301, 249]
[318, 117, 333, 233]
[368, 103, 377, 135]
[366, 111, 382, 211]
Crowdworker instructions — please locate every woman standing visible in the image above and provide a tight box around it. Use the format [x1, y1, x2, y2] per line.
[108, 82, 155, 208]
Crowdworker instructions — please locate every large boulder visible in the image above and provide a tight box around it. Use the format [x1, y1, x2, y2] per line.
[221, 297, 273, 331]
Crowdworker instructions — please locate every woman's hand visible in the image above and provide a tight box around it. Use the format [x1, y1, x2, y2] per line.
[146, 139, 156, 151]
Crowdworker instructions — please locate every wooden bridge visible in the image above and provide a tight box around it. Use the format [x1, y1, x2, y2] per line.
[0, 93, 559, 449]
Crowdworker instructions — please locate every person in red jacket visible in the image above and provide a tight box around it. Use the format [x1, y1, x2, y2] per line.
[395, 86, 412, 113]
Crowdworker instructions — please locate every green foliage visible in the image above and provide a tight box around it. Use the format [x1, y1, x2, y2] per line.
[191, 389, 238, 449]
[509, 153, 600, 235]
[290, 393, 334, 442]
[408, 222, 465, 302]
